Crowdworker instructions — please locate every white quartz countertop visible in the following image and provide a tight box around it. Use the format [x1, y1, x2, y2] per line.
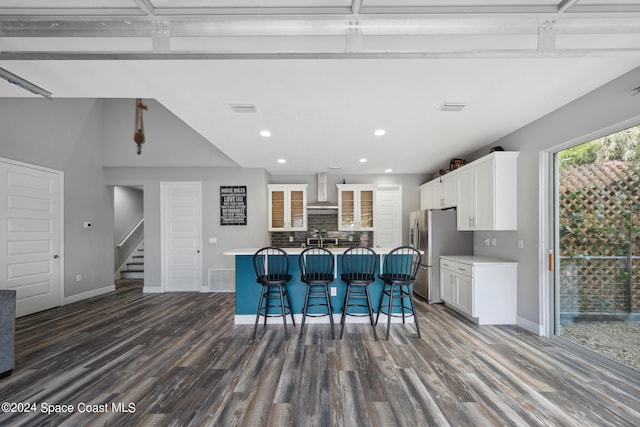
[224, 247, 406, 256]
[440, 255, 517, 264]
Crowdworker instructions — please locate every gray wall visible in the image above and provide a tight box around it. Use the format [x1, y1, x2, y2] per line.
[104, 167, 268, 291]
[454, 66, 640, 330]
[0, 98, 114, 298]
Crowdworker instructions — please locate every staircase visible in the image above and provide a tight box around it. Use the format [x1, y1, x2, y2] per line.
[120, 245, 144, 280]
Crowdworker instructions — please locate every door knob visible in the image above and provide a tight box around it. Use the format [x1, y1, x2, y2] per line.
[53, 254, 59, 259]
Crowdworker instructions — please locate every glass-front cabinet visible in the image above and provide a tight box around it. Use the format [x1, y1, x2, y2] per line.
[337, 184, 376, 231]
[268, 184, 308, 231]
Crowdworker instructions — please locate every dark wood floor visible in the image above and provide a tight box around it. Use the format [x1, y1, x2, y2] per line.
[1, 279, 639, 426]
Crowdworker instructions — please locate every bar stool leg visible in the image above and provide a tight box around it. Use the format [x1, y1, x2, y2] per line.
[285, 286, 296, 326]
[408, 286, 421, 338]
[339, 285, 352, 339]
[252, 286, 266, 340]
[386, 284, 394, 341]
[323, 284, 335, 339]
[278, 285, 289, 339]
[300, 285, 312, 338]
[363, 285, 377, 341]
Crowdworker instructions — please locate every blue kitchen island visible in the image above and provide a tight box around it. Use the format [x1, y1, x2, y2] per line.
[224, 247, 402, 325]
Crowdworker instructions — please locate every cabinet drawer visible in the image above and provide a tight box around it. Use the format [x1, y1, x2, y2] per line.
[455, 263, 473, 276]
[440, 259, 455, 270]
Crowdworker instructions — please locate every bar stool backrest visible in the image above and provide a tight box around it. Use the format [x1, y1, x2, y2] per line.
[341, 247, 378, 282]
[382, 246, 421, 282]
[299, 246, 334, 282]
[253, 247, 290, 283]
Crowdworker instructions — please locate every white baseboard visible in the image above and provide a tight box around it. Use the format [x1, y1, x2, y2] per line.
[143, 286, 163, 293]
[517, 315, 543, 335]
[235, 313, 411, 325]
[64, 284, 115, 305]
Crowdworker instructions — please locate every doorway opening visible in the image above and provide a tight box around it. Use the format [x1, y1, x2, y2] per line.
[114, 185, 144, 285]
[554, 124, 640, 371]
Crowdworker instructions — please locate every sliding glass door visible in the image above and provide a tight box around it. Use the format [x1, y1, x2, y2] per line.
[553, 124, 640, 371]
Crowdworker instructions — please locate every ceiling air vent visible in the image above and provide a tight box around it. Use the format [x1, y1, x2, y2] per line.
[229, 104, 257, 113]
[438, 102, 467, 112]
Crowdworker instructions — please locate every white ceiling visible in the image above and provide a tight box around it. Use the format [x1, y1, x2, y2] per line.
[1, 0, 640, 175]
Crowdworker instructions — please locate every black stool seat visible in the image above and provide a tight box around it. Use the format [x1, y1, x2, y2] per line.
[252, 247, 295, 340]
[339, 247, 378, 341]
[299, 246, 335, 339]
[376, 246, 422, 340]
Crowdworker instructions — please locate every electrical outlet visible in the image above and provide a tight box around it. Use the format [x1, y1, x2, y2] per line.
[76, 274, 81, 282]
[518, 239, 524, 249]
[83, 222, 92, 229]
[483, 238, 490, 246]
[491, 238, 497, 247]
[330, 287, 337, 296]
[348, 235, 353, 242]
[289, 236, 294, 243]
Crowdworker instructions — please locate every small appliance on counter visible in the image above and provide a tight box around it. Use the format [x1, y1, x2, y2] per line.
[409, 209, 472, 303]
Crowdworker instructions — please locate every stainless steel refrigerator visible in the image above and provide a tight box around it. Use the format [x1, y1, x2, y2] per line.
[409, 209, 472, 303]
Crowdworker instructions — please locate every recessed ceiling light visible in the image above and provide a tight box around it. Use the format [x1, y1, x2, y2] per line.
[359, 158, 367, 163]
[260, 130, 271, 137]
[385, 168, 392, 173]
[374, 129, 386, 136]
[329, 165, 342, 170]
[277, 158, 286, 164]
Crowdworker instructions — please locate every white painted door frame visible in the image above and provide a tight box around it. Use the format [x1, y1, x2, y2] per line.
[539, 115, 640, 338]
[160, 182, 202, 292]
[0, 157, 64, 317]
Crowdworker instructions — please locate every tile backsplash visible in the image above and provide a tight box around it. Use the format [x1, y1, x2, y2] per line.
[270, 212, 373, 248]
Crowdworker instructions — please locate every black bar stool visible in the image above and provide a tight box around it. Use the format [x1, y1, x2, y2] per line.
[376, 246, 422, 340]
[339, 246, 378, 341]
[252, 247, 295, 340]
[299, 246, 336, 339]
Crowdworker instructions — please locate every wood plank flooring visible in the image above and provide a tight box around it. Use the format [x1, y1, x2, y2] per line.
[0, 279, 638, 426]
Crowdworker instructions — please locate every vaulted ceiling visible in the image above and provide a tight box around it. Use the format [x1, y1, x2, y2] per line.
[1, 1, 640, 175]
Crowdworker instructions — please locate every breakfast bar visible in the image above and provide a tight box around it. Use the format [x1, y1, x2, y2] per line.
[225, 247, 402, 325]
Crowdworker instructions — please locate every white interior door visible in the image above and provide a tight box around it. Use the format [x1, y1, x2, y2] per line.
[0, 158, 63, 317]
[374, 186, 402, 248]
[161, 182, 202, 292]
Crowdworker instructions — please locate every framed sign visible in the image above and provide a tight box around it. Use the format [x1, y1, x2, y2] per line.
[220, 186, 247, 225]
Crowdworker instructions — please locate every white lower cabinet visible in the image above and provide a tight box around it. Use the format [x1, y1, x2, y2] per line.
[439, 256, 517, 325]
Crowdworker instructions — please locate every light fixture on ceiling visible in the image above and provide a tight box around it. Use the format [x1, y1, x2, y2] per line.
[374, 129, 386, 136]
[329, 165, 342, 170]
[438, 102, 467, 112]
[359, 158, 367, 163]
[260, 130, 271, 137]
[385, 168, 392, 173]
[277, 158, 286, 164]
[0, 67, 52, 99]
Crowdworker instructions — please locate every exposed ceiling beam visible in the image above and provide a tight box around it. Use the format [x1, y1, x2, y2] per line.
[558, 0, 580, 13]
[134, 0, 156, 17]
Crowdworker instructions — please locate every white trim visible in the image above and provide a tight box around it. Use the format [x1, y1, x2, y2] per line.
[517, 315, 543, 335]
[539, 114, 640, 339]
[0, 156, 65, 311]
[143, 286, 163, 293]
[64, 284, 115, 305]
[235, 313, 413, 325]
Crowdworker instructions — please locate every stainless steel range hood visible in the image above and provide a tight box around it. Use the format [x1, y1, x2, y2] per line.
[307, 172, 338, 210]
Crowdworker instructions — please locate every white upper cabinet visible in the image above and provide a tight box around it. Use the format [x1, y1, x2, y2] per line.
[337, 184, 376, 231]
[455, 151, 519, 231]
[268, 184, 308, 231]
[432, 174, 457, 209]
[419, 181, 434, 210]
